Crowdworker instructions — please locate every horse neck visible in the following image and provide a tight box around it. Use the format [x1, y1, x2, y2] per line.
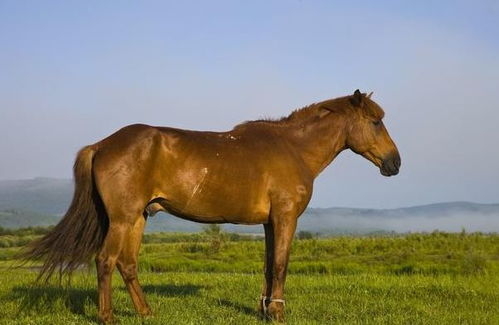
[285, 112, 348, 178]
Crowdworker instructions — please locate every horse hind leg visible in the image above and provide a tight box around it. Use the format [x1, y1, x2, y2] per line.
[116, 216, 151, 316]
[95, 222, 128, 324]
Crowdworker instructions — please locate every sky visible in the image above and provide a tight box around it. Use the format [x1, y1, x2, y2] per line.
[0, 1, 498, 208]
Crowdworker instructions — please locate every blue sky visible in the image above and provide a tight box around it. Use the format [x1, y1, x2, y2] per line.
[1, 1, 498, 208]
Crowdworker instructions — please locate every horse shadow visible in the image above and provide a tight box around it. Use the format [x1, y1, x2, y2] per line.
[141, 284, 204, 297]
[140, 284, 257, 317]
[141, 285, 259, 318]
[8, 283, 204, 321]
[8, 285, 97, 321]
[217, 298, 259, 317]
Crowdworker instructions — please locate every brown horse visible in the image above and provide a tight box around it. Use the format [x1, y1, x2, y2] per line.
[23, 89, 400, 323]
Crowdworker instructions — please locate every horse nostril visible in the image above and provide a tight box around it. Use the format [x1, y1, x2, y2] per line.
[379, 152, 401, 176]
[381, 153, 401, 176]
[391, 153, 401, 170]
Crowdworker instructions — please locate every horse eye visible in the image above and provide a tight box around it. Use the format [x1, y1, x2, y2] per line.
[372, 120, 381, 126]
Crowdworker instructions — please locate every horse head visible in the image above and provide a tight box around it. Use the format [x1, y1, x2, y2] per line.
[346, 89, 401, 176]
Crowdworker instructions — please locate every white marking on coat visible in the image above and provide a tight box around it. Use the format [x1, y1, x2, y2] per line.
[185, 168, 209, 208]
[296, 185, 307, 195]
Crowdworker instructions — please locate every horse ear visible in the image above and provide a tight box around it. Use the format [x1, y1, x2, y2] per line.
[367, 91, 373, 99]
[350, 89, 363, 107]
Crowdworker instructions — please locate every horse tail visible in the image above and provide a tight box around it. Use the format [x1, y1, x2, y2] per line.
[21, 145, 109, 282]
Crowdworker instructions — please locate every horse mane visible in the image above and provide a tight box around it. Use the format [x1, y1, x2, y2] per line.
[233, 93, 384, 131]
[244, 103, 319, 125]
[233, 96, 351, 130]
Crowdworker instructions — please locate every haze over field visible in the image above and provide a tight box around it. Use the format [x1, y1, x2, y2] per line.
[0, 2, 498, 209]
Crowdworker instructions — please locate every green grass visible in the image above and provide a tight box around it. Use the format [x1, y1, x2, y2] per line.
[0, 231, 498, 324]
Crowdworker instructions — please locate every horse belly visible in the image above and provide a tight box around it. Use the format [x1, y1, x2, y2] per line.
[157, 178, 271, 225]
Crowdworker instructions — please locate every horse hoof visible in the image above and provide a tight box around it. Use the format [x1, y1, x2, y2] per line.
[139, 307, 153, 317]
[98, 310, 114, 324]
[267, 302, 285, 323]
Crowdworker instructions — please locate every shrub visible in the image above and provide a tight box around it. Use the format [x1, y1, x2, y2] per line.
[297, 231, 315, 240]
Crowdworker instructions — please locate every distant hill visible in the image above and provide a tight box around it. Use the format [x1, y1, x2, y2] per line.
[0, 178, 498, 233]
[0, 177, 72, 215]
[0, 209, 60, 229]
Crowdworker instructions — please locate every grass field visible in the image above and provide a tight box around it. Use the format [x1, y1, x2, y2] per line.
[0, 230, 498, 324]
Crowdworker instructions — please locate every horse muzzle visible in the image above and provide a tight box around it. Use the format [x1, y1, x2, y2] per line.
[380, 152, 401, 177]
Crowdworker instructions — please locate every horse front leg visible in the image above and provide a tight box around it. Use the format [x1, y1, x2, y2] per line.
[267, 214, 298, 322]
[258, 223, 274, 317]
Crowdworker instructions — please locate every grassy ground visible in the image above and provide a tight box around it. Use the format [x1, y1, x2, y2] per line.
[0, 231, 498, 324]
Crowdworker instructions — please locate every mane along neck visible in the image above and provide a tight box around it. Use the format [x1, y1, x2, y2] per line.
[282, 103, 323, 124]
[234, 96, 351, 129]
